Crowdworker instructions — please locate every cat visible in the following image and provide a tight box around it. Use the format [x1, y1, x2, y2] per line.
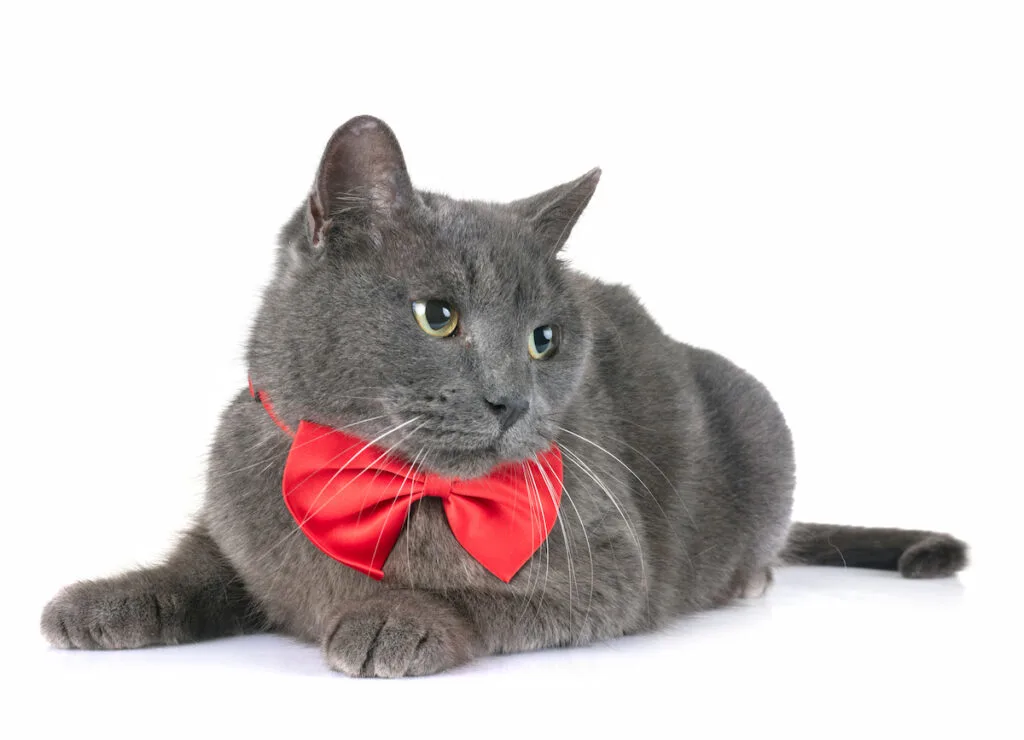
[41, 115, 968, 677]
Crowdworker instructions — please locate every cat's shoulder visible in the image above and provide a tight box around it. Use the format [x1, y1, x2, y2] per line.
[566, 269, 646, 315]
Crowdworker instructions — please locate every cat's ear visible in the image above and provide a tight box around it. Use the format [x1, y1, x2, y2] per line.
[306, 115, 415, 250]
[511, 167, 601, 255]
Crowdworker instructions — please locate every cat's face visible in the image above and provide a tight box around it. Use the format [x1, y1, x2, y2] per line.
[250, 117, 600, 478]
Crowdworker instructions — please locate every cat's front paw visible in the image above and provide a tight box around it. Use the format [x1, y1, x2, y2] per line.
[324, 591, 478, 678]
[41, 580, 175, 650]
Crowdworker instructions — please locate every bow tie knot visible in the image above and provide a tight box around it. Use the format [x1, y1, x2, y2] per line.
[420, 472, 456, 500]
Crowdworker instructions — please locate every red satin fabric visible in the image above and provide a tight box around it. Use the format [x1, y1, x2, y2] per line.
[280, 419, 564, 583]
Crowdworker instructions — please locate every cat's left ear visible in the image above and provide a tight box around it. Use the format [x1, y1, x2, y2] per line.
[511, 167, 601, 255]
[306, 115, 416, 250]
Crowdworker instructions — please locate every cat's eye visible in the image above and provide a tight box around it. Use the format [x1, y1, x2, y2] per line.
[529, 325, 559, 360]
[412, 299, 459, 337]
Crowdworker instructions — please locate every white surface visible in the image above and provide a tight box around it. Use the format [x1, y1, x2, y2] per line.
[2, 2, 1020, 737]
[18, 567, 1003, 737]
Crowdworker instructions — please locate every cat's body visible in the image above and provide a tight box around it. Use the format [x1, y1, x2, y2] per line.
[206, 274, 789, 648]
[42, 117, 967, 676]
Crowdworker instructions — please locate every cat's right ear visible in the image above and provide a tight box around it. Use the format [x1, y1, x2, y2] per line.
[511, 167, 601, 257]
[305, 115, 415, 250]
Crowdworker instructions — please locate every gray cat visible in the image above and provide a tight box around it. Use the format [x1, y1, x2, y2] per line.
[41, 116, 967, 677]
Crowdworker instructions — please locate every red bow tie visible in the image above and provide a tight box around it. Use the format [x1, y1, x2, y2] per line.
[251, 384, 563, 583]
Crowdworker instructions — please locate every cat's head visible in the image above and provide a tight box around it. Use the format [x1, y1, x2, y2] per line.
[248, 116, 600, 478]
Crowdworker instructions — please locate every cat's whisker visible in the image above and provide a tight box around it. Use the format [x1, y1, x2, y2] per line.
[208, 414, 389, 480]
[522, 464, 553, 625]
[514, 462, 545, 626]
[602, 432, 697, 529]
[301, 420, 428, 533]
[528, 460, 577, 641]
[542, 455, 595, 643]
[403, 446, 430, 587]
[535, 457, 587, 628]
[328, 395, 397, 402]
[251, 413, 399, 483]
[296, 417, 423, 524]
[513, 463, 538, 605]
[560, 461, 653, 623]
[226, 418, 424, 583]
[249, 423, 428, 593]
[556, 426, 698, 577]
[556, 426, 671, 524]
[384, 445, 425, 583]
[352, 432, 429, 528]
[558, 443, 650, 611]
[546, 413, 661, 435]
[44, 114, 889, 678]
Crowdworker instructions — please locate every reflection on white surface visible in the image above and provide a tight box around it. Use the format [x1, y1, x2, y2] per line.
[18, 566, 996, 739]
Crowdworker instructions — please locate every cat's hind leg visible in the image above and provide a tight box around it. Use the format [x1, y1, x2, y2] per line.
[41, 524, 265, 649]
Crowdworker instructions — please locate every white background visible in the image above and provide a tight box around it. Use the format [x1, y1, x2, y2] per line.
[2, 2, 1020, 737]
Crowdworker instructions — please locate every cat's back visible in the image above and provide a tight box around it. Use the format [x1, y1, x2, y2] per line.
[569, 270, 795, 589]
[570, 269, 793, 466]
[568, 271, 688, 386]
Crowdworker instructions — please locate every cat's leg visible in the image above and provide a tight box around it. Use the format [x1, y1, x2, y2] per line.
[321, 515, 647, 677]
[448, 587, 643, 656]
[321, 578, 647, 677]
[41, 524, 265, 649]
[321, 586, 638, 678]
[323, 590, 480, 678]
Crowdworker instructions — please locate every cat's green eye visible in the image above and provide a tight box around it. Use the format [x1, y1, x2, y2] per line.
[529, 325, 559, 360]
[413, 299, 459, 337]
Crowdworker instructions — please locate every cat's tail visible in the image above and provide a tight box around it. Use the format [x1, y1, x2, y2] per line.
[780, 522, 968, 578]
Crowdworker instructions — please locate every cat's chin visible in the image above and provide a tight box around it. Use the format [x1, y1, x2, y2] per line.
[416, 440, 550, 480]
[420, 450, 502, 480]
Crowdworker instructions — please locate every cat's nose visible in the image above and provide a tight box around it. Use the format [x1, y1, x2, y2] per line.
[484, 395, 530, 432]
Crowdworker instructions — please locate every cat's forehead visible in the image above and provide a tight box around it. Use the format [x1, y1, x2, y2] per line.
[395, 197, 559, 305]
[422, 195, 529, 253]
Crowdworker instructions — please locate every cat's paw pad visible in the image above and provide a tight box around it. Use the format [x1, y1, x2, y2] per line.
[898, 534, 968, 579]
[41, 581, 174, 650]
[324, 594, 477, 678]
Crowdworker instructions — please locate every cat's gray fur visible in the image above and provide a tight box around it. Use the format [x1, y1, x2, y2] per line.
[41, 116, 968, 676]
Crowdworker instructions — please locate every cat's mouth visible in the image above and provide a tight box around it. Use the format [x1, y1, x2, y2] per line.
[365, 404, 554, 479]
